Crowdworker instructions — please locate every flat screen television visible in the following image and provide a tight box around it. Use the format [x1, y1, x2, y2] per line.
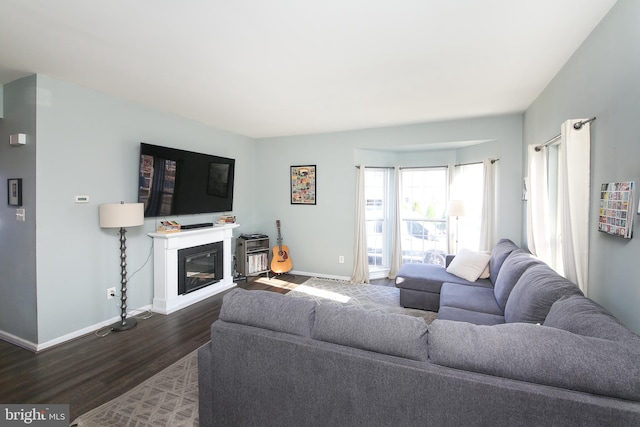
[137, 143, 235, 217]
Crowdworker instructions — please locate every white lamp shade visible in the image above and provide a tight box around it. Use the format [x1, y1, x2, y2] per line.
[447, 200, 466, 217]
[99, 203, 144, 228]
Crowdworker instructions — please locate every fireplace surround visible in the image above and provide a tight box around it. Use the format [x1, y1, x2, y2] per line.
[149, 224, 239, 314]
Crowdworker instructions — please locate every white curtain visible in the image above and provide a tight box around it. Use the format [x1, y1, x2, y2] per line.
[479, 158, 496, 251]
[447, 163, 457, 252]
[387, 167, 403, 279]
[527, 119, 591, 294]
[527, 144, 553, 266]
[558, 119, 591, 293]
[351, 165, 370, 284]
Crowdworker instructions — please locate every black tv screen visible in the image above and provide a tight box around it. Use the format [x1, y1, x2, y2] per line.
[138, 143, 235, 217]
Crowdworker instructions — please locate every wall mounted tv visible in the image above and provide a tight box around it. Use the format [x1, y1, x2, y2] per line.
[138, 143, 235, 217]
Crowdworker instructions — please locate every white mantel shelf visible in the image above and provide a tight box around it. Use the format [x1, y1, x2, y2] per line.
[149, 223, 240, 315]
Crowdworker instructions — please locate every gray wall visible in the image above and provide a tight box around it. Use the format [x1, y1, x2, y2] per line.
[254, 114, 523, 278]
[523, 0, 640, 333]
[0, 76, 38, 343]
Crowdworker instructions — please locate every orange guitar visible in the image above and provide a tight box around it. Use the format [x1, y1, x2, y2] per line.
[271, 220, 293, 274]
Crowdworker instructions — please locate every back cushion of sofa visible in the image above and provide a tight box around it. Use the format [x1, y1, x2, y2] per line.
[504, 264, 583, 323]
[489, 238, 519, 284]
[428, 320, 640, 401]
[219, 288, 316, 337]
[544, 295, 640, 347]
[312, 303, 429, 362]
[493, 249, 542, 311]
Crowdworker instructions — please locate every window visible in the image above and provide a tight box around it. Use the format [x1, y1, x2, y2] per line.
[450, 163, 483, 251]
[365, 169, 390, 271]
[363, 164, 484, 273]
[400, 168, 448, 265]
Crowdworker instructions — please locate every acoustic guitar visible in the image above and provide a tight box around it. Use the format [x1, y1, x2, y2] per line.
[271, 220, 293, 274]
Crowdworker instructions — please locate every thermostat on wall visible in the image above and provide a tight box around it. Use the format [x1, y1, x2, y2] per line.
[75, 195, 90, 203]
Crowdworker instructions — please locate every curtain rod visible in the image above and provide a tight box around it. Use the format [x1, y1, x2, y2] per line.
[534, 117, 596, 152]
[454, 159, 499, 167]
[355, 159, 499, 169]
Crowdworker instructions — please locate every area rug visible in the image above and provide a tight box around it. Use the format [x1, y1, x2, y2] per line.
[71, 349, 199, 427]
[287, 277, 437, 323]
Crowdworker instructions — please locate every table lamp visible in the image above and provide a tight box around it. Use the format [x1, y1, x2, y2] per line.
[447, 200, 465, 254]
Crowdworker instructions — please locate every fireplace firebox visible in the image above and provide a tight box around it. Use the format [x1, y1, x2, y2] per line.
[178, 242, 223, 295]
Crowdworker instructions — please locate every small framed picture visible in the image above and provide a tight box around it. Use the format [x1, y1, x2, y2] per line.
[8, 178, 22, 206]
[290, 165, 316, 205]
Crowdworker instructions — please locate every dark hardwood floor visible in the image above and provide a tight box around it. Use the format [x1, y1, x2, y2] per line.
[0, 274, 310, 420]
[0, 274, 393, 420]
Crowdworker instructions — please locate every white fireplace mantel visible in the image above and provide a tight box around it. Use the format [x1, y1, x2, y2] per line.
[149, 224, 239, 314]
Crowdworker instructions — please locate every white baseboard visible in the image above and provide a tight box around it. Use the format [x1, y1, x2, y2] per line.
[369, 270, 391, 280]
[0, 330, 38, 352]
[289, 270, 350, 282]
[0, 305, 152, 353]
[289, 269, 390, 282]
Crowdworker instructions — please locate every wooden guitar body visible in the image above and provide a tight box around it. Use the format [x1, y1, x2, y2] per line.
[271, 244, 293, 273]
[271, 220, 293, 274]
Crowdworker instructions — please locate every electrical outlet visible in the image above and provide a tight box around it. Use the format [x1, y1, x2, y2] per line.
[107, 287, 116, 300]
[339, 255, 345, 264]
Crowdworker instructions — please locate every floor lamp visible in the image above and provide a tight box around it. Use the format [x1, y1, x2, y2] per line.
[447, 200, 465, 254]
[99, 202, 145, 332]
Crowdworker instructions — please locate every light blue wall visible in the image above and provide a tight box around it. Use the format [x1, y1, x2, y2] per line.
[29, 75, 256, 344]
[524, 0, 640, 333]
[255, 114, 523, 278]
[0, 65, 550, 345]
[0, 76, 38, 343]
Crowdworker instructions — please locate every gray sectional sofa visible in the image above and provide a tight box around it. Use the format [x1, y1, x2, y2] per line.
[199, 239, 640, 426]
[395, 238, 523, 313]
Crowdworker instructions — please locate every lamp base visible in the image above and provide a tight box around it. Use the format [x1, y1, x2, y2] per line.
[111, 317, 138, 332]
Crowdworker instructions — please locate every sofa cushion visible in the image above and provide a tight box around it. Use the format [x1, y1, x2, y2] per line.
[219, 288, 316, 337]
[504, 264, 583, 323]
[544, 295, 640, 347]
[489, 238, 520, 284]
[428, 320, 640, 401]
[312, 303, 429, 361]
[439, 282, 503, 316]
[436, 306, 505, 325]
[445, 248, 491, 282]
[396, 263, 492, 293]
[493, 249, 542, 311]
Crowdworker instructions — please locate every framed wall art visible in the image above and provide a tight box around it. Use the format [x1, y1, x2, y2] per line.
[598, 181, 634, 239]
[8, 178, 22, 206]
[290, 165, 316, 205]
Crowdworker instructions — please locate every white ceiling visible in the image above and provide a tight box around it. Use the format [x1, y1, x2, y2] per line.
[0, 0, 617, 138]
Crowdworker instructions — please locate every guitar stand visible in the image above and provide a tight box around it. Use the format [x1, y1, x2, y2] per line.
[270, 271, 295, 280]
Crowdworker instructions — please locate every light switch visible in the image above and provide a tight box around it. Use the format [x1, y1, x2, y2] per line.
[16, 208, 25, 222]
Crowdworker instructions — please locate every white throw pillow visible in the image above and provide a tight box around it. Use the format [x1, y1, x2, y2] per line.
[479, 251, 491, 279]
[446, 248, 491, 282]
